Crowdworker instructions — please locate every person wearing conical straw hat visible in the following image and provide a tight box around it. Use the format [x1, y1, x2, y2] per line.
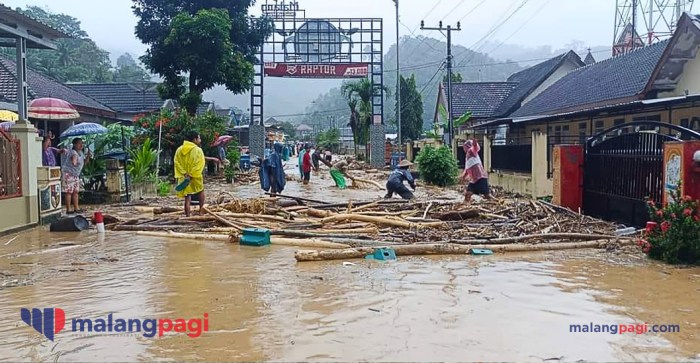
[384, 159, 416, 200]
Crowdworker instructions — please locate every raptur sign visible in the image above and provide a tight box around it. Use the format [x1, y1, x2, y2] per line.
[264, 63, 369, 78]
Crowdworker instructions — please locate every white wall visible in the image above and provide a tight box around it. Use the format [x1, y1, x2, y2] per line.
[660, 45, 700, 98]
[522, 60, 581, 105]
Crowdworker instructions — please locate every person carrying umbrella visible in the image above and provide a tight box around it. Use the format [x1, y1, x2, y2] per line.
[174, 131, 206, 216]
[61, 138, 91, 214]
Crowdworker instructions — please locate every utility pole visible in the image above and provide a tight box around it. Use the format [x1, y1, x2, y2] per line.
[393, 0, 401, 149]
[421, 20, 461, 149]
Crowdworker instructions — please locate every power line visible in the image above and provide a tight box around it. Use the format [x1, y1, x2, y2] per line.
[454, 0, 533, 68]
[457, 0, 488, 23]
[484, 0, 553, 56]
[439, 0, 468, 21]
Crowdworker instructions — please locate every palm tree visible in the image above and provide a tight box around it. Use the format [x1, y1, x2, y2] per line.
[341, 79, 390, 158]
[347, 99, 360, 156]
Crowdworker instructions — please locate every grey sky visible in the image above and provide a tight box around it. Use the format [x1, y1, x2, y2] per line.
[2, 0, 616, 60]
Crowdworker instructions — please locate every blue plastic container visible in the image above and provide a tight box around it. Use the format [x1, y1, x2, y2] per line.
[240, 154, 251, 171]
[240, 228, 271, 246]
[365, 248, 397, 261]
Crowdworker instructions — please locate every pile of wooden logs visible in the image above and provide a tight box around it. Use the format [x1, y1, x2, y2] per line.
[103, 194, 634, 262]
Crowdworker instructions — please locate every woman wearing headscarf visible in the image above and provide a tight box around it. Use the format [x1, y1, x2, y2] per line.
[460, 139, 492, 203]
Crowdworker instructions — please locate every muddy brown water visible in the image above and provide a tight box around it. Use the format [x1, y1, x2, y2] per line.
[1, 163, 699, 362]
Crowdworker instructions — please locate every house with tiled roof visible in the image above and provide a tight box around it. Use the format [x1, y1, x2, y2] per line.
[470, 12, 700, 214]
[0, 56, 116, 121]
[434, 51, 585, 134]
[68, 82, 165, 120]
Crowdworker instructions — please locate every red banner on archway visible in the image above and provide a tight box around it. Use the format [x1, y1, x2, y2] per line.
[264, 63, 369, 78]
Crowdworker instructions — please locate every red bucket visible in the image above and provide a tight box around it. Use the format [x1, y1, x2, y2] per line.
[93, 211, 104, 224]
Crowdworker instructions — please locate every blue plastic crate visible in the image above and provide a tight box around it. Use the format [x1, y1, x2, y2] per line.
[240, 228, 271, 246]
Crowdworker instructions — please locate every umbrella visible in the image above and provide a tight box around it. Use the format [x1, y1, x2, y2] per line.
[211, 135, 234, 147]
[60, 122, 108, 138]
[28, 98, 80, 120]
[0, 110, 18, 122]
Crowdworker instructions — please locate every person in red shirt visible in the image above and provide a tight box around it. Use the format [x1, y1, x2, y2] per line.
[460, 139, 492, 203]
[302, 144, 312, 185]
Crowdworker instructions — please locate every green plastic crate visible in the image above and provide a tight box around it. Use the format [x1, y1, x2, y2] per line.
[240, 228, 271, 246]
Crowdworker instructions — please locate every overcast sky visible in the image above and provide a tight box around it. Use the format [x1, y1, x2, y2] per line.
[2, 0, 617, 60]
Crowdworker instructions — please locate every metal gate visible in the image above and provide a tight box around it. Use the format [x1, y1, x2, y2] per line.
[583, 121, 700, 226]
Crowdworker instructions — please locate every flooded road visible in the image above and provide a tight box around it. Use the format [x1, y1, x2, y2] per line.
[1, 162, 699, 361]
[1, 229, 698, 362]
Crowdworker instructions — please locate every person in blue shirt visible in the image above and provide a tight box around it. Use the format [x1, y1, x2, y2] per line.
[384, 160, 416, 200]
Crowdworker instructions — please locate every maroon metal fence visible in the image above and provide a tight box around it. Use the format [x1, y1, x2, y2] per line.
[0, 129, 22, 199]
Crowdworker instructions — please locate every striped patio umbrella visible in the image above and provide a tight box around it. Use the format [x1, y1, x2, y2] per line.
[28, 98, 80, 120]
[60, 122, 108, 139]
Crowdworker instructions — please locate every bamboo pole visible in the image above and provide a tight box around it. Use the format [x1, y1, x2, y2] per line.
[137, 231, 350, 249]
[294, 239, 635, 262]
[449, 233, 626, 245]
[138, 230, 233, 242]
[351, 177, 384, 189]
[265, 192, 330, 205]
[203, 206, 244, 231]
[350, 201, 379, 213]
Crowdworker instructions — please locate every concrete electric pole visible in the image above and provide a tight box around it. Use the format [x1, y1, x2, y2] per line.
[421, 20, 461, 149]
[393, 0, 401, 149]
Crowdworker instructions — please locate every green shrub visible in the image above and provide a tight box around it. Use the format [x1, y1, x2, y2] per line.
[642, 186, 700, 265]
[128, 137, 158, 184]
[416, 145, 459, 187]
[226, 143, 240, 169]
[157, 179, 171, 196]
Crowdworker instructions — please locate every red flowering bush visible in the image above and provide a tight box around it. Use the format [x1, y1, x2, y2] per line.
[134, 109, 227, 161]
[643, 187, 700, 265]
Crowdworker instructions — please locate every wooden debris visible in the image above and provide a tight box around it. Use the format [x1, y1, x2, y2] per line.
[294, 239, 634, 262]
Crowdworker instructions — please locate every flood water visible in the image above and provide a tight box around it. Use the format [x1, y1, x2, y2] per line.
[1, 163, 699, 361]
[1, 230, 699, 362]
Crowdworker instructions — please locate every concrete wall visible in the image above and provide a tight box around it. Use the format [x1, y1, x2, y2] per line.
[484, 131, 552, 198]
[0, 123, 42, 234]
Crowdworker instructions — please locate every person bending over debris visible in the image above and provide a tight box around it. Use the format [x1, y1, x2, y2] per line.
[384, 160, 416, 199]
[175, 131, 206, 216]
[330, 157, 354, 189]
[460, 139, 492, 203]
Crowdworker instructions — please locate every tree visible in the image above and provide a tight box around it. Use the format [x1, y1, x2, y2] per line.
[132, 0, 273, 115]
[279, 121, 297, 139]
[315, 128, 341, 153]
[443, 72, 463, 83]
[11, 6, 113, 83]
[341, 78, 389, 157]
[114, 53, 150, 83]
[395, 74, 424, 143]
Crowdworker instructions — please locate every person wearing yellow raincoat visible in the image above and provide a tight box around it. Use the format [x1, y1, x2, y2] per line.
[174, 131, 206, 216]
